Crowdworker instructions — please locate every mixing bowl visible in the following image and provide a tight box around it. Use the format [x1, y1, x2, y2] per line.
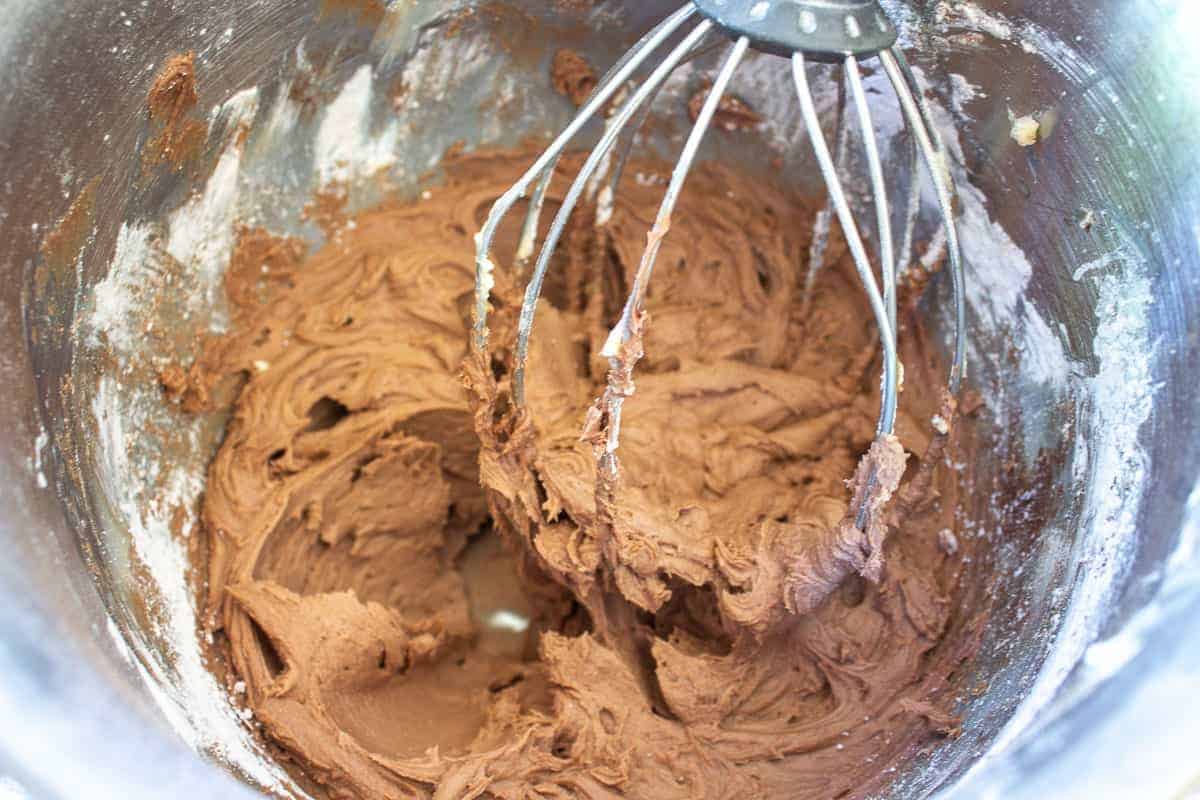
[1, 0, 1198, 797]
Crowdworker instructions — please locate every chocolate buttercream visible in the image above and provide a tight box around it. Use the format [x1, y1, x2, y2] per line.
[550, 49, 598, 108]
[145, 52, 205, 171]
[182, 146, 976, 800]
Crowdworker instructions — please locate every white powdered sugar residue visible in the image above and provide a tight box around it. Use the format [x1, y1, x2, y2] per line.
[1072, 244, 1132, 282]
[259, 43, 309, 147]
[89, 222, 155, 350]
[389, 17, 533, 154]
[965, 230, 1157, 772]
[166, 143, 244, 327]
[704, 51, 807, 161]
[208, 86, 260, 139]
[91, 375, 288, 794]
[935, 1, 1096, 83]
[1069, 243, 1156, 643]
[939, 1, 1014, 41]
[952, 181, 1065, 391]
[948, 73, 984, 118]
[315, 64, 400, 187]
[371, 0, 430, 70]
[878, 0, 921, 47]
[83, 89, 298, 796]
[919, 226, 949, 272]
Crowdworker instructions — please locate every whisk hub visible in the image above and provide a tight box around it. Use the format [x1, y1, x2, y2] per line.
[692, 0, 898, 58]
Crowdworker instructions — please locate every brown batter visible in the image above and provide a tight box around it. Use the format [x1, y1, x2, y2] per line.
[550, 49, 597, 107]
[145, 52, 205, 171]
[179, 146, 976, 799]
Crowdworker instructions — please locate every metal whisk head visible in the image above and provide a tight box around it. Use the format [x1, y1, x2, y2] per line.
[472, 0, 967, 526]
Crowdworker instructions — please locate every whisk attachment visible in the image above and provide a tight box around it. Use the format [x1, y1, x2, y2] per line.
[472, 0, 968, 531]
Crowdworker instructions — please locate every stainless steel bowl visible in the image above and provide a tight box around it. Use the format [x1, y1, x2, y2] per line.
[1, 1, 1198, 797]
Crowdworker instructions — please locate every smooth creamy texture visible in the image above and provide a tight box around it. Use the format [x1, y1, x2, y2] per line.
[182, 147, 976, 800]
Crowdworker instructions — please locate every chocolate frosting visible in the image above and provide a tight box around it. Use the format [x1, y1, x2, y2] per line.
[182, 146, 976, 799]
[550, 49, 598, 108]
[144, 52, 205, 171]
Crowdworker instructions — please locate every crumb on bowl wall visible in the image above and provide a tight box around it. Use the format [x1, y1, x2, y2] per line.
[1011, 115, 1040, 147]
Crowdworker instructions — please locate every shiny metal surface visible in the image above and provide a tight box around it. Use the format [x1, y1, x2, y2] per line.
[0, 1, 1197, 798]
[693, 0, 899, 57]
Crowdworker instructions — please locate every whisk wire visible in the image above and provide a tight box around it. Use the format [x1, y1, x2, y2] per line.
[511, 18, 716, 405]
[801, 66, 850, 311]
[897, 133, 921, 278]
[473, 2, 697, 352]
[604, 37, 751, 357]
[597, 36, 752, 456]
[519, 31, 729, 268]
[793, 52, 899, 437]
[880, 48, 967, 392]
[846, 53, 897, 333]
[601, 35, 731, 225]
